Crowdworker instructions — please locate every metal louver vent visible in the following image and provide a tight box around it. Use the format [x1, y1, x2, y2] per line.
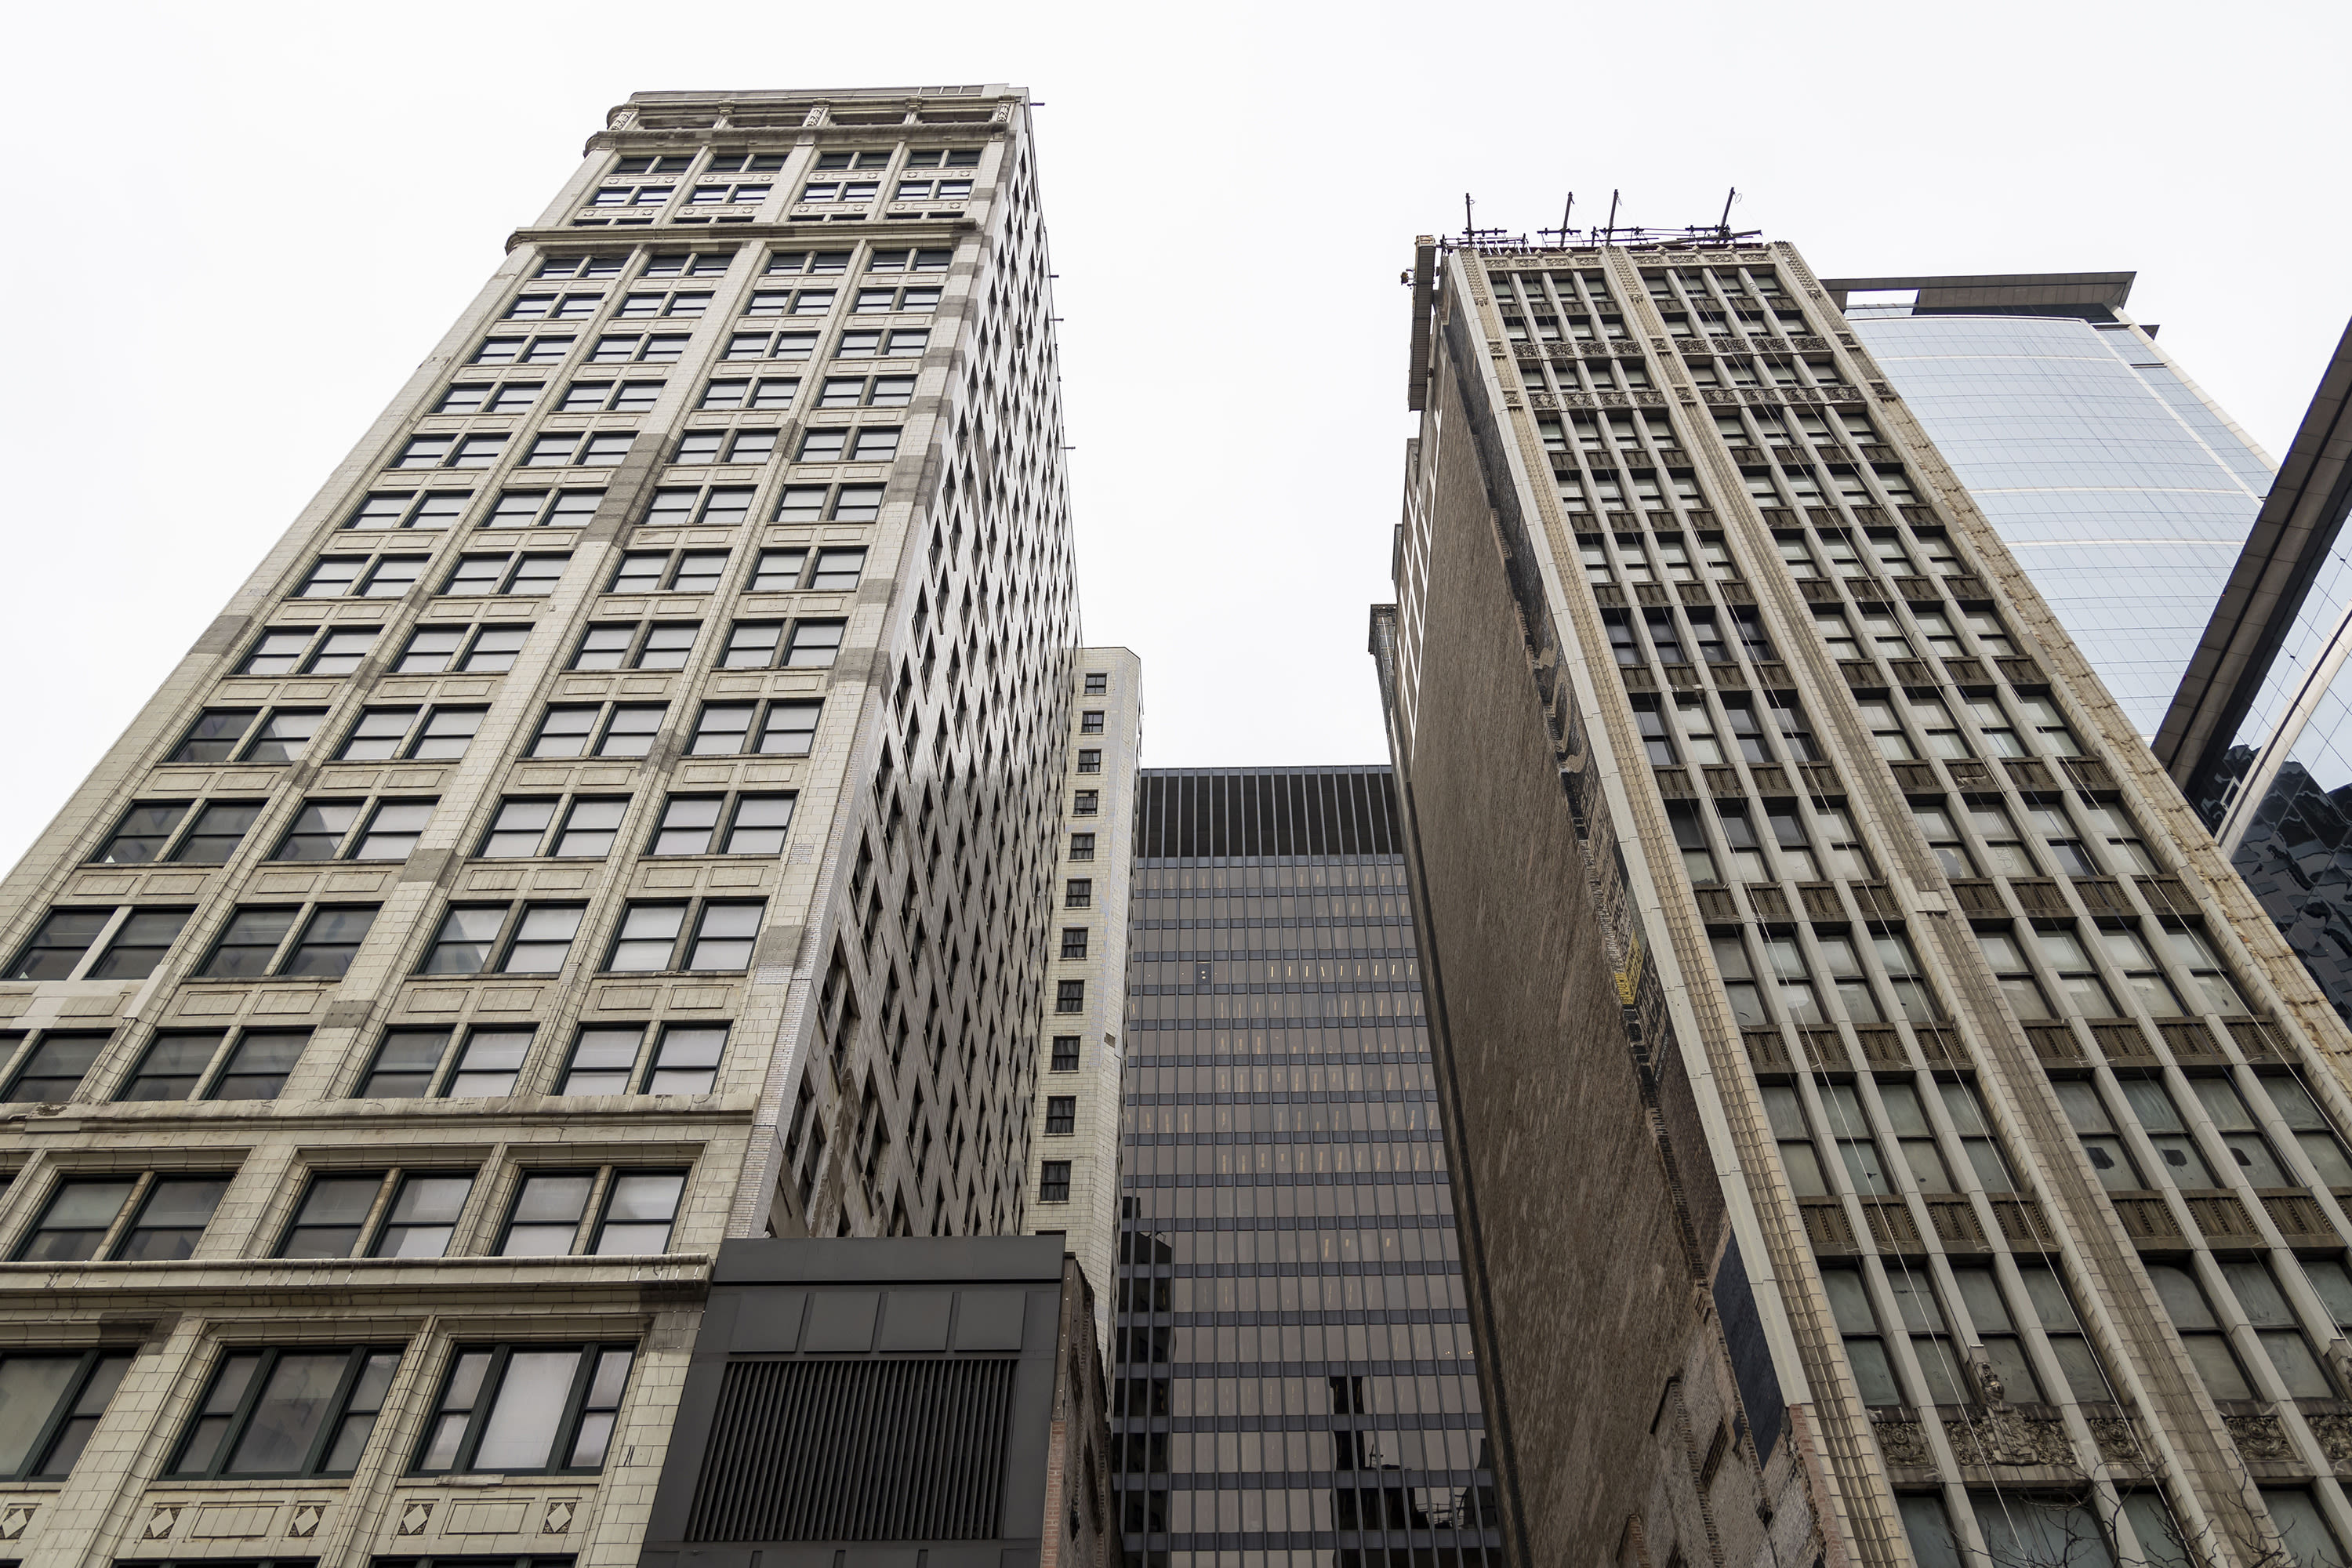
[685, 1357, 1014, 1541]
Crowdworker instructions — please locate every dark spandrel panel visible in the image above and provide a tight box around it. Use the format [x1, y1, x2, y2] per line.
[1138, 768, 1399, 858]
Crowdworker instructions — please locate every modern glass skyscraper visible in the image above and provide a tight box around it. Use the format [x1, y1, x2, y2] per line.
[2154, 324, 2352, 1024]
[1112, 768, 1499, 1566]
[1381, 234, 2352, 1568]
[1829, 274, 2273, 741]
[0, 84, 1119, 1564]
[1826, 276, 2352, 1029]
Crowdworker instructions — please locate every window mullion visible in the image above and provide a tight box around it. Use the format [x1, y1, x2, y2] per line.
[64, 908, 136, 983]
[547, 1343, 601, 1474]
[299, 1347, 370, 1477]
[578, 1167, 618, 1254]
[451, 1346, 510, 1474]
[216, 1346, 283, 1479]
[96, 1173, 154, 1261]
[356, 1169, 406, 1256]
[187, 1033, 240, 1101]
[264, 906, 310, 978]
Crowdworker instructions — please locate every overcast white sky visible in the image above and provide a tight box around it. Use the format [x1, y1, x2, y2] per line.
[2, 0, 2345, 874]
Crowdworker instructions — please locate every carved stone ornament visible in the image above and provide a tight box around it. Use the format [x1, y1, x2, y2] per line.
[288, 1502, 325, 1539]
[0, 1504, 32, 1541]
[144, 1504, 182, 1541]
[2226, 1414, 2293, 1461]
[398, 1499, 436, 1536]
[1943, 1406, 2077, 1468]
[1872, 1414, 1933, 1468]
[544, 1497, 579, 1534]
[2087, 1415, 2140, 1465]
[2305, 1412, 2352, 1468]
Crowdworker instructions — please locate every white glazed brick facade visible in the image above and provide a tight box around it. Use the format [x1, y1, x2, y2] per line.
[0, 83, 1089, 1563]
[1023, 647, 1142, 1352]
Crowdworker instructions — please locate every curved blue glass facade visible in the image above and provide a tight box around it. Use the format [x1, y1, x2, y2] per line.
[1849, 313, 2272, 739]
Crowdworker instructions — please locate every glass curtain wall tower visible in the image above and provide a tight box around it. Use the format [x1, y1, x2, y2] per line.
[1378, 234, 2352, 1568]
[1112, 768, 1499, 1567]
[0, 84, 1092, 1564]
[1826, 272, 2274, 742]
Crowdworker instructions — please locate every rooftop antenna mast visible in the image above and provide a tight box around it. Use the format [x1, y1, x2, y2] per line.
[1600, 189, 1621, 243]
[1539, 191, 1576, 246]
[1716, 187, 1738, 238]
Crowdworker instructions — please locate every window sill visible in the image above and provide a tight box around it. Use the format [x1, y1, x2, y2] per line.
[397, 1471, 601, 1488]
[143, 1476, 352, 1491]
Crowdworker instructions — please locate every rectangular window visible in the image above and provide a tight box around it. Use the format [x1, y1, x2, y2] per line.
[444, 1027, 535, 1096]
[358, 1028, 452, 1098]
[0, 1349, 135, 1479]
[169, 1345, 403, 1479]
[278, 1168, 475, 1259]
[415, 1341, 634, 1475]
[1046, 1096, 1076, 1135]
[1040, 1162, 1072, 1202]
[93, 801, 191, 864]
[12, 907, 192, 983]
[527, 703, 667, 760]
[2, 1032, 109, 1102]
[608, 547, 730, 593]
[1820, 1266, 1901, 1404]
[15, 1173, 226, 1262]
[470, 334, 575, 368]
[2148, 1263, 2256, 1399]
[198, 903, 377, 980]
[485, 488, 604, 527]
[1056, 979, 1085, 1014]
[1066, 878, 1093, 909]
[589, 332, 689, 364]
[643, 484, 757, 527]
[723, 329, 820, 361]
[1069, 833, 1095, 862]
[780, 620, 844, 666]
[498, 1169, 684, 1256]
[338, 706, 482, 762]
[1061, 927, 1090, 959]
[1076, 750, 1102, 774]
[649, 793, 796, 855]
[604, 899, 763, 972]
[1051, 1036, 1081, 1072]
[560, 1023, 727, 1097]
[119, 1028, 307, 1102]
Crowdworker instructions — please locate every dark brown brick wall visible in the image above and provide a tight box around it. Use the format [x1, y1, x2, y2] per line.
[1398, 347, 1717, 1565]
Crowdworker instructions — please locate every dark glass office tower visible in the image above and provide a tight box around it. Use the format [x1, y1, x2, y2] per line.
[1111, 767, 1498, 1568]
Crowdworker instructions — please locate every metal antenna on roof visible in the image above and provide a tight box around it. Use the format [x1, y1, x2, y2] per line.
[1602, 189, 1621, 241]
[1717, 187, 1739, 236]
[1538, 192, 1576, 246]
[1463, 192, 1475, 241]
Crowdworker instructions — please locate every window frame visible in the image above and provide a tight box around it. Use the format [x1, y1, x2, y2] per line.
[0, 1347, 135, 1481]
[274, 1166, 479, 1260]
[116, 1027, 310, 1103]
[196, 902, 379, 981]
[412, 1340, 637, 1477]
[167, 1343, 405, 1480]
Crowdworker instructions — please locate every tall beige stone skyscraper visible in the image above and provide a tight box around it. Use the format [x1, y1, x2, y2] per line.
[1377, 237, 2352, 1568]
[1025, 646, 1144, 1352]
[0, 83, 1118, 1563]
